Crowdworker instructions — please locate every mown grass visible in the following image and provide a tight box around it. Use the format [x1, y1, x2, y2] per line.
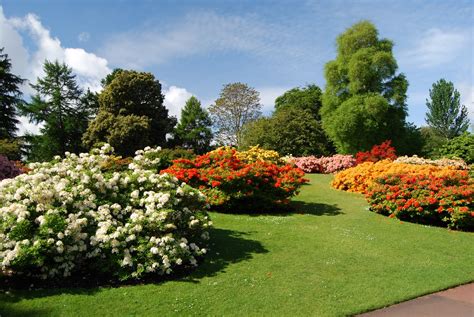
[1, 174, 473, 316]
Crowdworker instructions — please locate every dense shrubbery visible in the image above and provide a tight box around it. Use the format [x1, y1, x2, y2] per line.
[355, 140, 397, 165]
[162, 147, 307, 212]
[366, 172, 473, 231]
[394, 155, 468, 170]
[0, 145, 211, 281]
[0, 155, 22, 181]
[139, 147, 196, 171]
[438, 133, 474, 164]
[332, 160, 461, 193]
[292, 154, 356, 173]
[236, 145, 282, 164]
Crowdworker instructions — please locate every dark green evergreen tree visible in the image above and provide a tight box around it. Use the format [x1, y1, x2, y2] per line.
[0, 47, 25, 139]
[174, 96, 212, 154]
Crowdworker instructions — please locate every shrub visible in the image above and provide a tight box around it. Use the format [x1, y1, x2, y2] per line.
[366, 172, 473, 231]
[139, 147, 196, 171]
[355, 140, 397, 164]
[332, 160, 461, 193]
[438, 132, 474, 164]
[293, 154, 356, 173]
[161, 147, 307, 212]
[0, 144, 211, 281]
[394, 155, 468, 170]
[236, 145, 282, 165]
[0, 155, 22, 181]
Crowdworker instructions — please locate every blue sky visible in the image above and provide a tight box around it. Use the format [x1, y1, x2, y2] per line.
[0, 0, 472, 134]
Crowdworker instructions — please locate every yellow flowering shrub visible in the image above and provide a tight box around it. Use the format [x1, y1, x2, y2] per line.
[332, 160, 463, 193]
[236, 145, 282, 164]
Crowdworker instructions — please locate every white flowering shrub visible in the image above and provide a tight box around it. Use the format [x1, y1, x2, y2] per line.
[0, 144, 212, 281]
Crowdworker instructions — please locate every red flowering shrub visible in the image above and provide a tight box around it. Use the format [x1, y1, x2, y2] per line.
[366, 171, 473, 231]
[161, 147, 308, 212]
[356, 140, 397, 165]
[0, 155, 22, 181]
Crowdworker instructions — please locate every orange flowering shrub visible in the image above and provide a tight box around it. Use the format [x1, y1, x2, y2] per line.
[366, 172, 473, 231]
[161, 147, 308, 212]
[332, 160, 462, 193]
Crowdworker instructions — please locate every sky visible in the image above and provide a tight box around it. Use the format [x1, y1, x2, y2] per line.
[0, 0, 472, 135]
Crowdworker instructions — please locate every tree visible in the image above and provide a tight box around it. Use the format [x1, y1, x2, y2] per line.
[173, 96, 212, 154]
[438, 132, 474, 164]
[320, 21, 410, 154]
[425, 79, 470, 139]
[275, 84, 323, 119]
[20, 60, 90, 160]
[0, 47, 25, 139]
[241, 107, 332, 156]
[101, 68, 124, 87]
[209, 82, 261, 147]
[83, 70, 176, 156]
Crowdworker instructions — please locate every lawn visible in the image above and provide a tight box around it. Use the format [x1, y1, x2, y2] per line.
[1, 174, 473, 316]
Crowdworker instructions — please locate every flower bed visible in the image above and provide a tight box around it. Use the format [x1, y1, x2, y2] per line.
[0, 145, 211, 281]
[355, 140, 397, 164]
[366, 172, 473, 231]
[394, 155, 469, 170]
[332, 160, 461, 193]
[161, 147, 307, 212]
[293, 155, 356, 173]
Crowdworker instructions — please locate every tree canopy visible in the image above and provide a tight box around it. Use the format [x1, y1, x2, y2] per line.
[320, 21, 409, 154]
[209, 82, 262, 147]
[425, 79, 470, 139]
[83, 70, 176, 156]
[0, 47, 25, 140]
[274, 84, 323, 119]
[173, 96, 212, 154]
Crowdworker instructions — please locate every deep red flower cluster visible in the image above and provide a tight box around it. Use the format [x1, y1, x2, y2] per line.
[356, 140, 397, 165]
[366, 171, 473, 231]
[161, 147, 308, 212]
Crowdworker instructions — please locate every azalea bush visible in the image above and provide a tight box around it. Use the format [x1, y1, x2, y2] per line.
[0, 155, 22, 181]
[161, 147, 307, 212]
[355, 140, 397, 165]
[366, 172, 473, 231]
[0, 145, 211, 281]
[237, 145, 282, 165]
[293, 155, 355, 173]
[394, 155, 468, 170]
[332, 160, 461, 193]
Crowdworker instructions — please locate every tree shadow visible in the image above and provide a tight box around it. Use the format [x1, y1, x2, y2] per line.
[0, 228, 267, 304]
[0, 305, 53, 317]
[289, 201, 344, 216]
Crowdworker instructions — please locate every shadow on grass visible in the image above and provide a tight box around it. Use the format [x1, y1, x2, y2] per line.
[0, 228, 267, 304]
[289, 201, 343, 216]
[217, 201, 343, 217]
[0, 305, 53, 317]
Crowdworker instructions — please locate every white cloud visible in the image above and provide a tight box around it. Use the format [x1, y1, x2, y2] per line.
[78, 32, 90, 43]
[401, 28, 469, 68]
[101, 11, 303, 68]
[0, 7, 111, 134]
[457, 82, 474, 122]
[163, 86, 194, 119]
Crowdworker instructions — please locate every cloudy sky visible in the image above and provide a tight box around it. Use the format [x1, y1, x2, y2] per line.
[1, 0, 472, 134]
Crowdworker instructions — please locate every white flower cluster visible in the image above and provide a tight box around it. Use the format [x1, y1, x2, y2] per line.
[394, 155, 468, 170]
[0, 144, 212, 280]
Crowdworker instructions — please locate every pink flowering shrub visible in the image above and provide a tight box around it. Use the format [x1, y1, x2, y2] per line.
[293, 154, 356, 174]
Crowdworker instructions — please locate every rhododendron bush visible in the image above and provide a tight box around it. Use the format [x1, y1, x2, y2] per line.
[332, 160, 462, 193]
[0, 145, 211, 281]
[355, 140, 397, 165]
[292, 155, 356, 173]
[394, 155, 468, 170]
[0, 155, 22, 181]
[161, 147, 307, 211]
[366, 172, 473, 231]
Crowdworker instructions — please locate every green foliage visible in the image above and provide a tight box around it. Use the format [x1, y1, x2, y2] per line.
[438, 132, 474, 164]
[173, 96, 212, 154]
[209, 82, 262, 147]
[241, 107, 333, 156]
[0, 48, 25, 140]
[274, 84, 323, 119]
[100, 68, 124, 87]
[0, 138, 22, 161]
[420, 126, 448, 158]
[425, 79, 470, 139]
[321, 21, 409, 154]
[143, 147, 196, 171]
[19, 60, 91, 161]
[83, 70, 176, 156]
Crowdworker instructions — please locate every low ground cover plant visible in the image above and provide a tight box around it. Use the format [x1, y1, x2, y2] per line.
[0, 145, 211, 281]
[161, 147, 307, 212]
[292, 154, 355, 173]
[366, 172, 473, 231]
